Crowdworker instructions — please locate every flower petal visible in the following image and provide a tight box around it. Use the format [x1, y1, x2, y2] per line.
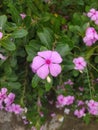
[38, 51, 52, 59]
[50, 64, 61, 77]
[51, 51, 62, 63]
[31, 56, 45, 72]
[37, 64, 49, 79]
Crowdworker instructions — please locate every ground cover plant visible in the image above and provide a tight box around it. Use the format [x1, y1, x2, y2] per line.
[0, 0, 98, 129]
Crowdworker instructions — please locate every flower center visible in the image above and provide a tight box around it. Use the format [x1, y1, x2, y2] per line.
[46, 59, 51, 65]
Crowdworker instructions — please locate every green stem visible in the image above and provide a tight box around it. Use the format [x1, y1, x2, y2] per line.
[86, 67, 92, 99]
[20, 63, 28, 107]
[88, 63, 98, 73]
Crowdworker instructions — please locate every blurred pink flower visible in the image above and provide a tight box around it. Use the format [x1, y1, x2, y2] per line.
[31, 50, 62, 79]
[20, 13, 26, 19]
[77, 100, 84, 106]
[56, 95, 75, 108]
[11, 104, 23, 114]
[0, 88, 7, 100]
[0, 53, 7, 60]
[4, 93, 15, 106]
[74, 107, 85, 118]
[87, 8, 98, 25]
[0, 32, 3, 39]
[78, 87, 84, 91]
[87, 100, 98, 115]
[50, 112, 56, 117]
[73, 57, 87, 71]
[83, 27, 98, 46]
[64, 79, 74, 86]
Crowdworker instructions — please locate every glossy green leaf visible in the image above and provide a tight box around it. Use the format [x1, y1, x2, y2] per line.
[1, 40, 16, 51]
[0, 15, 7, 29]
[32, 74, 41, 88]
[12, 29, 28, 38]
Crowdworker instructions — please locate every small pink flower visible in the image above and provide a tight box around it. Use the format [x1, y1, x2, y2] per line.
[39, 111, 44, 117]
[20, 13, 26, 19]
[64, 79, 74, 86]
[5, 105, 13, 112]
[83, 27, 98, 46]
[73, 57, 87, 71]
[50, 112, 56, 117]
[57, 94, 66, 107]
[12, 103, 23, 114]
[31, 126, 36, 130]
[87, 100, 98, 115]
[0, 88, 7, 100]
[0, 32, 3, 39]
[74, 108, 85, 118]
[78, 87, 84, 92]
[31, 50, 62, 79]
[77, 100, 84, 106]
[87, 8, 98, 24]
[64, 95, 75, 105]
[4, 93, 15, 106]
[0, 53, 7, 60]
[56, 95, 74, 108]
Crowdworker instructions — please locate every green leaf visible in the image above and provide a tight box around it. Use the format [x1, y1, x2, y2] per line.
[32, 74, 41, 88]
[25, 40, 41, 61]
[72, 70, 79, 77]
[94, 56, 98, 63]
[1, 40, 16, 51]
[8, 82, 21, 89]
[8, 3, 21, 24]
[12, 29, 28, 38]
[55, 44, 70, 57]
[0, 15, 7, 29]
[37, 28, 54, 48]
[45, 80, 52, 91]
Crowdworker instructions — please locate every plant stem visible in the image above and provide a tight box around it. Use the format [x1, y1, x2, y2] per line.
[86, 67, 92, 99]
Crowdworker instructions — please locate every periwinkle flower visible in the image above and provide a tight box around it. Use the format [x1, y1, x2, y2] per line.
[31, 50, 62, 79]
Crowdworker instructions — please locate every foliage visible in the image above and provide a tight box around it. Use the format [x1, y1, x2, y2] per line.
[0, 0, 98, 129]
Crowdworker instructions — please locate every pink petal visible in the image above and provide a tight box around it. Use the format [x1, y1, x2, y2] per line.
[51, 51, 62, 63]
[37, 64, 49, 79]
[38, 51, 52, 59]
[31, 56, 45, 71]
[50, 64, 61, 77]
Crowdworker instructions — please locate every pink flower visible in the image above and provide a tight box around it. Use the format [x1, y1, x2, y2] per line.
[31, 50, 62, 79]
[56, 95, 65, 108]
[64, 95, 75, 105]
[0, 32, 3, 39]
[64, 79, 74, 86]
[5, 105, 13, 112]
[83, 27, 98, 46]
[74, 108, 85, 118]
[87, 8, 98, 24]
[0, 88, 7, 100]
[56, 95, 74, 108]
[87, 100, 98, 115]
[11, 103, 23, 114]
[4, 93, 15, 106]
[31, 126, 36, 130]
[20, 13, 26, 19]
[50, 112, 56, 117]
[77, 100, 84, 106]
[73, 57, 87, 71]
[0, 53, 7, 60]
[78, 87, 84, 92]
